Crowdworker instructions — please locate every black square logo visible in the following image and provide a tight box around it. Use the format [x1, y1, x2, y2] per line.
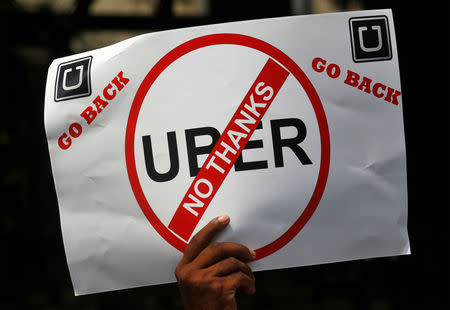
[54, 56, 92, 102]
[349, 16, 392, 63]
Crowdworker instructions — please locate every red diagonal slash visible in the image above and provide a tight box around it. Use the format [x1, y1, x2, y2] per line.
[168, 58, 289, 241]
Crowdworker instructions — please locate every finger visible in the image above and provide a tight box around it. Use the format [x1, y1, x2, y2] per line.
[226, 271, 256, 295]
[206, 257, 254, 279]
[193, 242, 256, 268]
[180, 215, 230, 265]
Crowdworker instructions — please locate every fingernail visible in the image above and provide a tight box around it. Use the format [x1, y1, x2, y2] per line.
[217, 214, 229, 224]
[250, 249, 256, 259]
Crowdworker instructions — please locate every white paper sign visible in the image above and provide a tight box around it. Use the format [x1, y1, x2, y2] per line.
[44, 9, 410, 295]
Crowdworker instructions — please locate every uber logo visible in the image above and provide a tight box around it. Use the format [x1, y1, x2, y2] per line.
[54, 56, 92, 101]
[349, 16, 392, 63]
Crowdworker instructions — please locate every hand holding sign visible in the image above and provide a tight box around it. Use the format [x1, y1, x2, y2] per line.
[175, 215, 256, 310]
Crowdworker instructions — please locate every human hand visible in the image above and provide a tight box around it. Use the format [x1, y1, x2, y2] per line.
[175, 215, 256, 310]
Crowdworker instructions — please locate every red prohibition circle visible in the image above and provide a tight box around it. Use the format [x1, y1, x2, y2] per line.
[125, 33, 330, 260]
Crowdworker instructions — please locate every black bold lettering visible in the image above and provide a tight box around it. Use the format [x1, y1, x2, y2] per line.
[142, 132, 179, 182]
[271, 118, 312, 167]
[185, 127, 220, 177]
[234, 122, 268, 171]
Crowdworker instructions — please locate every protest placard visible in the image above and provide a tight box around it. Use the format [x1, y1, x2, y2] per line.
[45, 9, 410, 295]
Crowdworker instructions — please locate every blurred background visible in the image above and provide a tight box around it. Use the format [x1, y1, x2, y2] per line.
[1, 0, 448, 309]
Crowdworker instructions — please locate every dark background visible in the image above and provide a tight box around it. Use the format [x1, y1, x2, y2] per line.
[1, 0, 449, 309]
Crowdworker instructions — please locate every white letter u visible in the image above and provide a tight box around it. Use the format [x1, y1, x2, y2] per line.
[62, 65, 84, 91]
[358, 25, 383, 52]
